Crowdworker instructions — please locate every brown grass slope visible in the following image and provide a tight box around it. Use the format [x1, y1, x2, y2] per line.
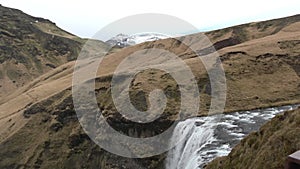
[0, 4, 107, 97]
[205, 14, 300, 50]
[0, 12, 299, 169]
[0, 89, 165, 169]
[207, 108, 300, 169]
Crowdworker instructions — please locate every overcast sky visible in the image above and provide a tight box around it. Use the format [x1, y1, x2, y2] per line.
[1, 0, 300, 39]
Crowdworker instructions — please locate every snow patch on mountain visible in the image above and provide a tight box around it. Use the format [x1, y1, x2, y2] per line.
[106, 33, 170, 47]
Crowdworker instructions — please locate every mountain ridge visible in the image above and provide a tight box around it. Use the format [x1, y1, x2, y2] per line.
[0, 4, 107, 97]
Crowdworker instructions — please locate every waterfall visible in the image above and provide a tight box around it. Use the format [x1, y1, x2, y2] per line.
[165, 116, 217, 169]
[165, 105, 299, 169]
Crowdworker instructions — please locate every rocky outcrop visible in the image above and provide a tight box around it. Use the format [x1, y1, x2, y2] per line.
[0, 87, 167, 169]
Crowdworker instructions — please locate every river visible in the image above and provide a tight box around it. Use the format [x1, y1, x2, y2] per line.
[165, 104, 299, 169]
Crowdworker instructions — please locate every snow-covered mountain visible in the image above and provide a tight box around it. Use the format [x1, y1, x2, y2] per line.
[106, 33, 170, 47]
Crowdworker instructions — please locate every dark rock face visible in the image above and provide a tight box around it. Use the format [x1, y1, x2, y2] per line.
[1, 89, 167, 169]
[68, 133, 89, 148]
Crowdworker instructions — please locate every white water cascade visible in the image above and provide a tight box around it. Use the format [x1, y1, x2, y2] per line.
[166, 116, 218, 169]
[165, 105, 299, 169]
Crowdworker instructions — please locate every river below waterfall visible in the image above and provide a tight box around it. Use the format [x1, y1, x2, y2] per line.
[165, 104, 300, 169]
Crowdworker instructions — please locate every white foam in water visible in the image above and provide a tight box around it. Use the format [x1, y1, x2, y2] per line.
[165, 105, 299, 169]
[218, 122, 238, 128]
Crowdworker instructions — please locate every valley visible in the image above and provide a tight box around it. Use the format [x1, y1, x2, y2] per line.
[0, 4, 299, 169]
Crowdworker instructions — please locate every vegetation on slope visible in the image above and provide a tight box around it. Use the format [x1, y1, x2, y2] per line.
[0, 5, 107, 97]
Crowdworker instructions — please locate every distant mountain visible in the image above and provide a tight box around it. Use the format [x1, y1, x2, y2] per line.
[106, 33, 169, 47]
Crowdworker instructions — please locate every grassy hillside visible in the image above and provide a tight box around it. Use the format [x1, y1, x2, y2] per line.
[0, 5, 107, 97]
[205, 14, 300, 50]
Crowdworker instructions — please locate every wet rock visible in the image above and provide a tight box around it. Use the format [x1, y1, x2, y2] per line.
[49, 119, 62, 132]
